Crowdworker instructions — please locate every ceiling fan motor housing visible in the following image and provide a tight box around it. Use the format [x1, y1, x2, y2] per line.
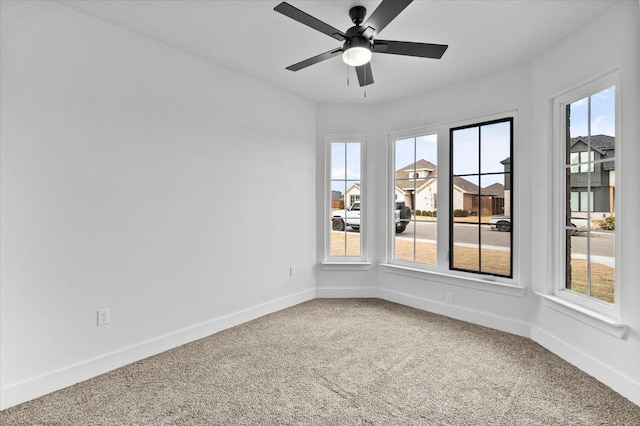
[349, 6, 367, 25]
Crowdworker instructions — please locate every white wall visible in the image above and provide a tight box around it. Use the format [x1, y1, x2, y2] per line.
[316, 0, 639, 406]
[530, 1, 640, 403]
[0, 0, 316, 409]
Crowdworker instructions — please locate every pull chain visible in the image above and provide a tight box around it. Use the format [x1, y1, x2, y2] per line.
[364, 65, 367, 98]
[345, 63, 368, 98]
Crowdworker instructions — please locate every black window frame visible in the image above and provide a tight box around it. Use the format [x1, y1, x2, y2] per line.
[449, 117, 514, 278]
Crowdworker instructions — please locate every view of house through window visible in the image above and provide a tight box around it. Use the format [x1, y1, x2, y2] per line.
[393, 135, 438, 264]
[564, 86, 616, 303]
[330, 141, 362, 258]
[450, 118, 513, 277]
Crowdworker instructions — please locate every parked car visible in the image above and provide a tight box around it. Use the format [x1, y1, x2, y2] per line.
[331, 201, 362, 232]
[489, 215, 511, 232]
[331, 201, 412, 233]
[568, 217, 592, 234]
[489, 216, 592, 234]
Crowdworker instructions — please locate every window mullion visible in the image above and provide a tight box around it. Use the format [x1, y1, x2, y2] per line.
[586, 96, 592, 297]
[477, 126, 483, 273]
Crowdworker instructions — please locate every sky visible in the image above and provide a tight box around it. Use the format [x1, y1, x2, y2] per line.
[330, 86, 615, 195]
[395, 134, 438, 171]
[569, 86, 615, 138]
[392, 121, 511, 188]
[330, 142, 361, 193]
[450, 121, 510, 187]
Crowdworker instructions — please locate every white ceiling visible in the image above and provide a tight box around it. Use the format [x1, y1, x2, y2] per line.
[56, 0, 618, 104]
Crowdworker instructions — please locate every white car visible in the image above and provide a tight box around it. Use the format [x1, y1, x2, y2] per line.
[331, 201, 412, 233]
[489, 215, 511, 232]
[567, 217, 592, 234]
[489, 216, 592, 233]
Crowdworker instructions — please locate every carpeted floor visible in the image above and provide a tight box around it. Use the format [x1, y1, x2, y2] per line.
[2, 298, 639, 425]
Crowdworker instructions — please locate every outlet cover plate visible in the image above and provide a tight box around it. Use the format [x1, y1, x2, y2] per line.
[97, 308, 110, 326]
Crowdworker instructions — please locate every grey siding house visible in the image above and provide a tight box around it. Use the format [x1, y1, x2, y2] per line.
[569, 134, 615, 214]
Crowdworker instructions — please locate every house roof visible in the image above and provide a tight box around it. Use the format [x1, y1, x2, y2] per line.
[396, 159, 506, 197]
[345, 183, 360, 194]
[482, 183, 505, 197]
[570, 134, 615, 155]
[452, 176, 480, 194]
[396, 159, 437, 176]
[395, 159, 437, 191]
[571, 135, 615, 171]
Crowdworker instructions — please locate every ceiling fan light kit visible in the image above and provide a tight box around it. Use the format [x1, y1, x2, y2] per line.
[342, 37, 373, 67]
[274, 0, 448, 88]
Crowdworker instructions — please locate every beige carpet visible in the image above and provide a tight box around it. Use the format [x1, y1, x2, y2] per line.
[1, 298, 639, 425]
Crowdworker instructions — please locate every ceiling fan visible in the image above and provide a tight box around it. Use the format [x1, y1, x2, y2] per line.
[274, 0, 448, 87]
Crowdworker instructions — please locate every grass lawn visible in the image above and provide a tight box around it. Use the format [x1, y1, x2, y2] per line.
[331, 232, 614, 302]
[568, 261, 615, 303]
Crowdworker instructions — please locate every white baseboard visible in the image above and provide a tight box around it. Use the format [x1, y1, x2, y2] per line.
[0, 288, 315, 411]
[530, 326, 640, 407]
[379, 287, 531, 337]
[315, 286, 378, 299]
[5, 287, 638, 411]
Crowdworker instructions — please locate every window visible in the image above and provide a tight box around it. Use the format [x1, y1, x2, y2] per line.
[570, 151, 595, 173]
[561, 83, 617, 306]
[450, 118, 513, 278]
[391, 134, 438, 265]
[387, 116, 515, 284]
[571, 191, 594, 212]
[326, 137, 365, 261]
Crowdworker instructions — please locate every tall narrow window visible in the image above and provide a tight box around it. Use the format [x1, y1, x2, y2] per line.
[392, 134, 438, 265]
[564, 86, 616, 303]
[328, 140, 363, 259]
[450, 118, 513, 277]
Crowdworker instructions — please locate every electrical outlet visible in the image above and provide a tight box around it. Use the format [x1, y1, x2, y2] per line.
[97, 308, 110, 326]
[446, 292, 454, 304]
[290, 266, 296, 276]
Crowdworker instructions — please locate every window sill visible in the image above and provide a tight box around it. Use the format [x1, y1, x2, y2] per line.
[536, 293, 628, 339]
[321, 262, 372, 271]
[380, 263, 526, 297]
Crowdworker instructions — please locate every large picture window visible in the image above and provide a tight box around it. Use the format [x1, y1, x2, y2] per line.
[450, 118, 513, 277]
[563, 85, 616, 304]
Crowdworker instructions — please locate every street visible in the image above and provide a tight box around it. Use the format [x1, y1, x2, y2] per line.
[337, 219, 614, 258]
[395, 220, 614, 257]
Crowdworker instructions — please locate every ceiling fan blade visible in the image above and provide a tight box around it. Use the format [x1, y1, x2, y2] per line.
[359, 0, 413, 37]
[355, 63, 374, 87]
[286, 48, 343, 72]
[373, 40, 448, 59]
[274, 2, 346, 41]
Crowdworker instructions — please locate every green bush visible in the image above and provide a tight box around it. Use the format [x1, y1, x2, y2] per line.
[415, 209, 422, 216]
[453, 209, 469, 217]
[600, 216, 615, 230]
[339, 200, 344, 209]
[422, 210, 429, 216]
